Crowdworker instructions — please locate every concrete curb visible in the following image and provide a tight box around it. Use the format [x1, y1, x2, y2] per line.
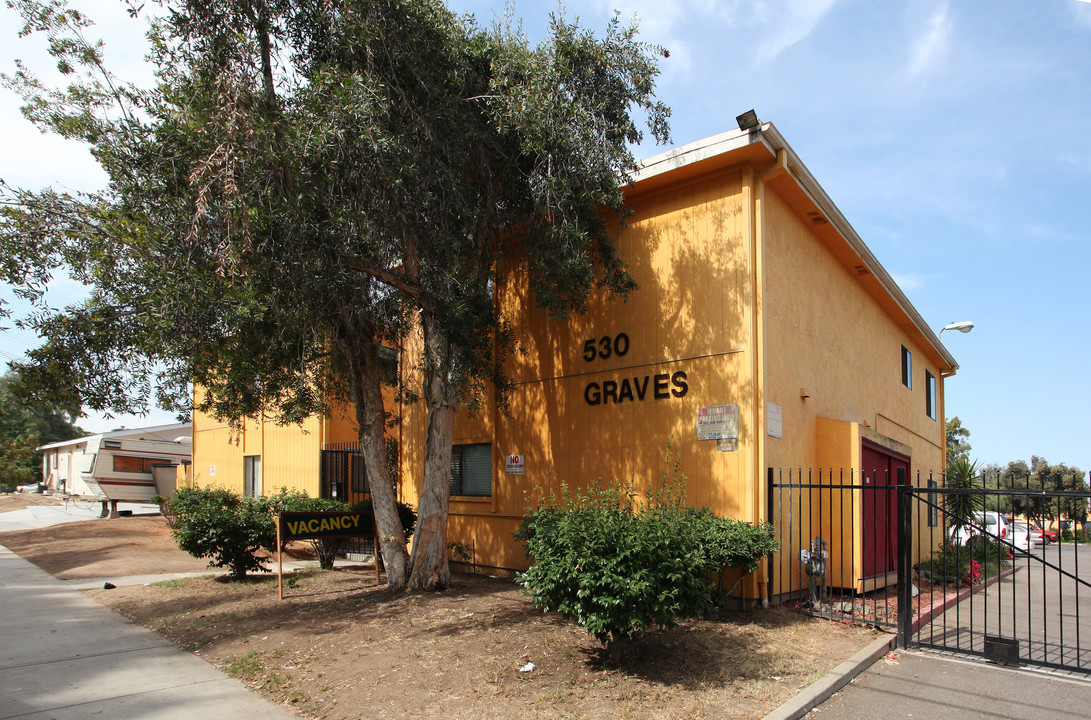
[761, 634, 896, 720]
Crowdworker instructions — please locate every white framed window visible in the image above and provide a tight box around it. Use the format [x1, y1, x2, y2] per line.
[925, 370, 936, 419]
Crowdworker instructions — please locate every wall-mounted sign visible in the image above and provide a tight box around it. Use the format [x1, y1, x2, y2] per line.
[697, 404, 738, 441]
[767, 402, 783, 439]
[209, 464, 216, 477]
[716, 437, 738, 453]
[505, 454, 525, 474]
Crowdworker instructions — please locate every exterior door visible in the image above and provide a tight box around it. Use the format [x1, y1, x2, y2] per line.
[862, 442, 909, 578]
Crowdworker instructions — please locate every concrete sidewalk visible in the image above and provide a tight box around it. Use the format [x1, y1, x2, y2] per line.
[0, 546, 300, 720]
[799, 649, 1090, 719]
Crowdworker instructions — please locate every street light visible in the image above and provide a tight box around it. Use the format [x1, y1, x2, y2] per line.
[939, 321, 974, 338]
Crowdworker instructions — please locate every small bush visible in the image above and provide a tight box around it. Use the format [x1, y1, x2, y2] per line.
[515, 442, 777, 651]
[696, 512, 779, 595]
[918, 542, 972, 584]
[166, 487, 276, 579]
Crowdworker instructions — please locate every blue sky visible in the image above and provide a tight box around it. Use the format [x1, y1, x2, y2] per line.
[2, 0, 1089, 472]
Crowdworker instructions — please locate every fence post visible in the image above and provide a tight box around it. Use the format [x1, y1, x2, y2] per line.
[896, 466, 912, 648]
[766, 467, 775, 606]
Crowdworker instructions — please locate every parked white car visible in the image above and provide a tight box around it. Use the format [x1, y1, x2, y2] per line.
[951, 511, 1035, 553]
[1013, 522, 1044, 548]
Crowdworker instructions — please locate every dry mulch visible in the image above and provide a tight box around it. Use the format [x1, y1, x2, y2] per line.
[2, 511, 882, 719]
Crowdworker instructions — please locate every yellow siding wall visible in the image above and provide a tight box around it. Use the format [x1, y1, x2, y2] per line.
[397, 170, 764, 571]
[191, 408, 323, 496]
[760, 187, 945, 476]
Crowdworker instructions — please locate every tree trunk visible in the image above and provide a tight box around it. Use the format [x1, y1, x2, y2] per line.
[407, 314, 458, 591]
[408, 401, 455, 590]
[347, 334, 410, 589]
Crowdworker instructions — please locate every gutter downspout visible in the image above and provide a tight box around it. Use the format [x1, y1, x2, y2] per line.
[750, 147, 789, 608]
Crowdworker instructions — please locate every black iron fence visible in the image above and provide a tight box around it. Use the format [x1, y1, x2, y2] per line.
[320, 443, 374, 558]
[769, 467, 1091, 674]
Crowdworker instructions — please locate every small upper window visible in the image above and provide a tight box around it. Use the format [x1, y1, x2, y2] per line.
[925, 370, 936, 419]
[901, 346, 912, 389]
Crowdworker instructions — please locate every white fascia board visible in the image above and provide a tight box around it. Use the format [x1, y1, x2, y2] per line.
[36, 434, 102, 452]
[630, 127, 774, 185]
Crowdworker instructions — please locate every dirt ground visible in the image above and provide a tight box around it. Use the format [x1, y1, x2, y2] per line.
[2, 514, 882, 720]
[1, 514, 219, 578]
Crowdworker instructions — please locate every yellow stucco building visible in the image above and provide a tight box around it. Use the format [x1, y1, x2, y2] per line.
[192, 121, 957, 595]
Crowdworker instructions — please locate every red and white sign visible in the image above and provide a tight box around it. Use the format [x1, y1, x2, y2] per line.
[697, 404, 739, 441]
[505, 454, 525, 474]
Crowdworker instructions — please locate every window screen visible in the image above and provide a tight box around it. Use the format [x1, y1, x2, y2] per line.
[450, 444, 492, 497]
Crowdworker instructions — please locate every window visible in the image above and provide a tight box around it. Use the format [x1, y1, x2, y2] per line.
[244, 455, 262, 497]
[450, 443, 492, 497]
[901, 345, 912, 388]
[378, 346, 399, 386]
[925, 370, 936, 419]
[113, 455, 171, 473]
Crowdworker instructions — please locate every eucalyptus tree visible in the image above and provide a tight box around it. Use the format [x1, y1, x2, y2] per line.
[1, 0, 669, 589]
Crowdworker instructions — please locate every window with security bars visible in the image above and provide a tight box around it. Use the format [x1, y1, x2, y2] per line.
[450, 443, 492, 497]
[351, 454, 368, 493]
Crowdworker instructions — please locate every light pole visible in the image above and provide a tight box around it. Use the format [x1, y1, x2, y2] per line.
[939, 321, 974, 339]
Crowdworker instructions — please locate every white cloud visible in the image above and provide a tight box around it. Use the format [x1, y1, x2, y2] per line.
[906, 2, 952, 80]
[752, 0, 838, 64]
[1073, 0, 1091, 30]
[594, 0, 837, 73]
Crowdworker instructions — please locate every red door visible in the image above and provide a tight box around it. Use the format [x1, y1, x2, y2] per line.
[862, 442, 909, 578]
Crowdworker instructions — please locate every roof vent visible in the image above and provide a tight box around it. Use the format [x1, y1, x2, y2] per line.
[806, 211, 828, 225]
[854, 265, 870, 276]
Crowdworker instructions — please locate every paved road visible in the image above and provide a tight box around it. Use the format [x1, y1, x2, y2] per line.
[805, 649, 1090, 720]
[916, 543, 1091, 670]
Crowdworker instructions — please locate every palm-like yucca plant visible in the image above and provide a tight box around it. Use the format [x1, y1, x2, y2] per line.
[945, 457, 984, 536]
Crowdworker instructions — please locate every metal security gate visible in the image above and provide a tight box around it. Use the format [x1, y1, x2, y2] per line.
[901, 480, 1091, 673]
[770, 468, 1091, 674]
[320, 443, 373, 557]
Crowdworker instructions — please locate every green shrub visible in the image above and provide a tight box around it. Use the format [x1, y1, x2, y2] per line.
[918, 542, 971, 584]
[166, 487, 276, 579]
[348, 498, 417, 541]
[514, 443, 777, 651]
[697, 513, 779, 595]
